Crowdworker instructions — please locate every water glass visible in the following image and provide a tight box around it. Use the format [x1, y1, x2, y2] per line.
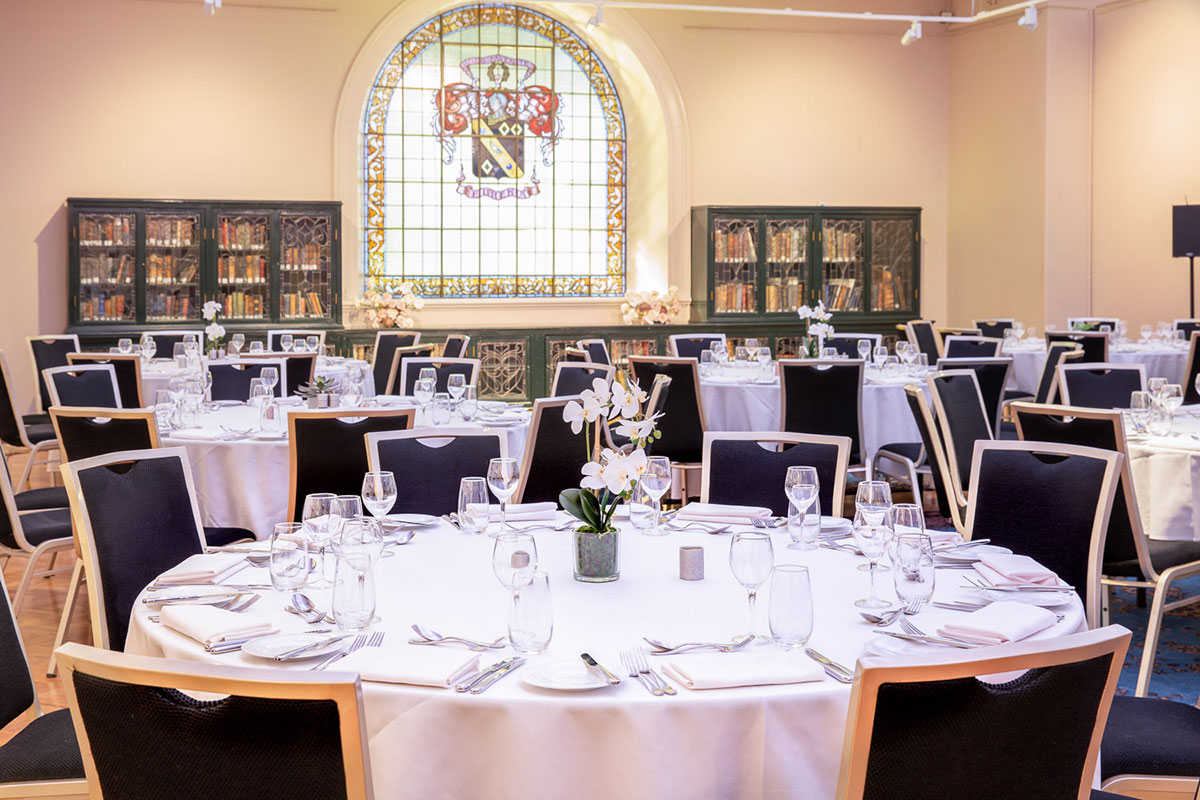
[487, 458, 520, 532]
[117, 338, 132, 355]
[873, 345, 889, 364]
[174, 354, 188, 371]
[280, 334, 294, 352]
[892, 533, 935, 606]
[153, 389, 174, 430]
[857, 338, 872, 362]
[1148, 377, 1166, 397]
[710, 339, 728, 363]
[768, 565, 813, 650]
[447, 373, 467, 406]
[637, 455, 672, 535]
[699, 350, 714, 377]
[745, 338, 758, 349]
[331, 550, 375, 632]
[302, 493, 337, 585]
[460, 386, 479, 421]
[852, 514, 893, 610]
[783, 465, 819, 550]
[628, 480, 655, 530]
[230, 332, 245, 355]
[259, 398, 283, 435]
[888, 502, 926, 565]
[787, 496, 821, 548]
[508, 571, 553, 654]
[269, 522, 310, 590]
[259, 367, 279, 395]
[492, 532, 538, 591]
[1140, 324, 1153, 344]
[340, 382, 363, 409]
[183, 335, 198, 357]
[882, 355, 900, 377]
[821, 347, 839, 359]
[431, 392, 453, 425]
[729, 532, 774, 641]
[173, 342, 187, 361]
[1129, 390, 1152, 433]
[1160, 384, 1183, 413]
[414, 378, 435, 423]
[734, 345, 749, 363]
[248, 379, 270, 407]
[249, 340, 264, 354]
[306, 335, 320, 353]
[418, 366, 437, 387]
[856, 480, 893, 527]
[457, 477, 489, 534]
[361, 471, 397, 519]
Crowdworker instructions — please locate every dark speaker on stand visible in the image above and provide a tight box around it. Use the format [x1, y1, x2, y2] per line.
[1174, 205, 1200, 317]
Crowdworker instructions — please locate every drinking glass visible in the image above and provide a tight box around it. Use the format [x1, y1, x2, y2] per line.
[457, 477, 489, 534]
[302, 493, 337, 586]
[183, 335, 198, 357]
[1013, 321, 1026, 338]
[627, 480, 655, 531]
[1146, 404, 1173, 436]
[745, 338, 758, 349]
[229, 332, 245, 356]
[307, 335, 320, 353]
[821, 347, 839, 360]
[882, 355, 900, 377]
[508, 571, 553, 654]
[852, 513, 893, 609]
[418, 367, 437, 387]
[413, 378, 435, 424]
[249, 340, 264, 354]
[331, 549, 375, 632]
[1161, 384, 1183, 413]
[248, 379, 271, 408]
[259, 398, 283, 435]
[1148, 377, 1167, 397]
[492, 532, 538, 591]
[1129, 390, 1152, 433]
[331, 495, 363, 524]
[460, 385, 478, 421]
[487, 457, 520, 532]
[768, 565, 813, 650]
[269, 522, 310, 591]
[914, 353, 929, 370]
[734, 345, 749, 363]
[856, 480, 892, 526]
[259, 367, 279, 396]
[857, 338, 872, 363]
[783, 466, 819, 550]
[757, 346, 772, 370]
[892, 533, 935, 606]
[340, 382, 363, 409]
[431, 392, 452, 425]
[729, 532, 774, 641]
[637, 456, 672, 535]
[153, 389, 174, 430]
[873, 345, 889, 365]
[173, 343, 186, 361]
[447, 373, 467, 408]
[280, 334, 294, 352]
[699, 350, 714, 377]
[140, 336, 157, 361]
[710, 339, 727, 364]
[888, 502, 926, 566]
[1140, 324, 1153, 344]
[117, 338, 133, 355]
[361, 471, 397, 519]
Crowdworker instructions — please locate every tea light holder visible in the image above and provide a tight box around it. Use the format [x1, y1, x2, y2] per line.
[679, 546, 704, 581]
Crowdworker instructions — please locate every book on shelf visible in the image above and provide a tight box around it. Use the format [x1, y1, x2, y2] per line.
[822, 226, 859, 262]
[714, 225, 757, 262]
[822, 278, 860, 311]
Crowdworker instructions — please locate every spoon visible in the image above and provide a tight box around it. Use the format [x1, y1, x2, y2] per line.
[643, 635, 754, 654]
[291, 592, 331, 624]
[410, 624, 505, 650]
[859, 608, 904, 627]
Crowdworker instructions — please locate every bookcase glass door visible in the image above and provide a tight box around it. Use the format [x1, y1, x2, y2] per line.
[216, 213, 270, 320]
[820, 217, 864, 313]
[765, 217, 808, 313]
[77, 212, 136, 322]
[712, 216, 758, 314]
[145, 212, 202, 322]
[870, 218, 915, 313]
[280, 213, 332, 320]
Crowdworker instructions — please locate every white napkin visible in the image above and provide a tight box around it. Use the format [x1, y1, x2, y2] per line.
[661, 652, 825, 690]
[820, 516, 852, 532]
[937, 601, 1058, 645]
[478, 410, 527, 424]
[927, 530, 964, 548]
[489, 502, 557, 522]
[157, 553, 246, 585]
[676, 503, 771, 525]
[169, 429, 221, 441]
[973, 553, 1065, 587]
[335, 644, 480, 687]
[161, 605, 277, 646]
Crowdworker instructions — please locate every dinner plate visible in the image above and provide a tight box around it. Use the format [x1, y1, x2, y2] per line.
[213, 399, 243, 407]
[973, 587, 1076, 607]
[253, 431, 287, 440]
[935, 544, 1013, 562]
[521, 659, 611, 692]
[143, 585, 243, 606]
[478, 400, 509, 412]
[241, 633, 348, 662]
[384, 513, 439, 528]
[863, 633, 928, 658]
[478, 417, 527, 427]
[820, 516, 852, 533]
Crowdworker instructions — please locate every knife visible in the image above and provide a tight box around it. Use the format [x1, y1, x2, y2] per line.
[274, 634, 352, 661]
[142, 591, 241, 604]
[581, 653, 621, 685]
[804, 648, 855, 682]
[469, 657, 526, 694]
[207, 628, 332, 655]
[455, 657, 517, 693]
[873, 630, 978, 649]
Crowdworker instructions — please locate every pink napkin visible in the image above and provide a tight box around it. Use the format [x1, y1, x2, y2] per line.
[937, 601, 1058, 645]
[973, 553, 1065, 587]
[676, 503, 771, 525]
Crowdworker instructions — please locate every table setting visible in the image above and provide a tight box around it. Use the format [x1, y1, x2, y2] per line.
[1002, 323, 1189, 393]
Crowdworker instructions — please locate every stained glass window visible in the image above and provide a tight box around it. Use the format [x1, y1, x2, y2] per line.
[363, 4, 627, 298]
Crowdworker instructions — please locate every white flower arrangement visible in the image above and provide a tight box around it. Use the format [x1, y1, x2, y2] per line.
[797, 300, 835, 357]
[620, 286, 682, 325]
[359, 276, 424, 329]
[202, 301, 226, 351]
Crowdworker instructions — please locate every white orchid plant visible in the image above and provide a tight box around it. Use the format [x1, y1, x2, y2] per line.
[560, 378, 662, 534]
[797, 300, 834, 357]
[202, 301, 226, 353]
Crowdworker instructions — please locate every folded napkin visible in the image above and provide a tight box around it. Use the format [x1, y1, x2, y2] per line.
[661, 652, 824, 690]
[489, 502, 557, 522]
[926, 530, 964, 548]
[160, 605, 277, 646]
[937, 601, 1058, 645]
[335, 644, 480, 687]
[676, 503, 771, 525]
[169, 429, 222, 441]
[973, 553, 1065, 587]
[478, 410, 527, 424]
[157, 553, 246, 585]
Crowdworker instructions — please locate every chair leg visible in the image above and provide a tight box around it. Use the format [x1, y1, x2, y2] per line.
[1101, 584, 1113, 627]
[865, 453, 877, 482]
[10, 552, 40, 617]
[1136, 584, 1170, 697]
[46, 561, 83, 678]
[1136, 587, 1147, 608]
[47, 551, 58, 573]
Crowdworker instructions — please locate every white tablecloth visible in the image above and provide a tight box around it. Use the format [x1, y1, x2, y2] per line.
[1127, 409, 1200, 541]
[125, 521, 1084, 799]
[161, 404, 529, 538]
[142, 357, 377, 401]
[1003, 341, 1187, 394]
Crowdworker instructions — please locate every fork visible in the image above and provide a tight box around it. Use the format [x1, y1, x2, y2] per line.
[665, 522, 732, 534]
[147, 592, 257, 623]
[898, 617, 926, 637]
[621, 650, 661, 696]
[902, 598, 924, 615]
[632, 648, 676, 695]
[311, 630, 385, 671]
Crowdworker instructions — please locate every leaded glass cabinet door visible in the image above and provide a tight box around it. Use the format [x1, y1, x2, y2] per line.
[764, 216, 809, 314]
[279, 212, 333, 321]
[870, 217, 916, 313]
[76, 211, 136, 322]
[215, 212, 270, 321]
[712, 215, 758, 314]
[819, 217, 864, 312]
[145, 210, 203, 322]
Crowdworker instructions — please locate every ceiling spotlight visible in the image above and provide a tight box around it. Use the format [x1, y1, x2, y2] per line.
[900, 20, 922, 46]
[586, 5, 603, 32]
[1018, 6, 1038, 30]
[203, 0, 221, 14]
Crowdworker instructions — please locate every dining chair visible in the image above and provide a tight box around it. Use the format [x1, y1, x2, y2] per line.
[824, 333, 881, 358]
[1100, 693, 1200, 799]
[550, 362, 615, 398]
[384, 345, 435, 395]
[972, 318, 1015, 338]
[877, 385, 963, 530]
[965, 439, 1123, 628]
[904, 319, 941, 362]
[576, 339, 612, 365]
[397, 357, 481, 396]
[26, 334, 80, 415]
[1012, 401, 1200, 696]
[239, 352, 315, 396]
[0, 449, 74, 619]
[1048, 331, 1110, 363]
[628, 357, 707, 495]
[933, 356, 1013, 438]
[287, 408, 416, 522]
[206, 359, 286, 402]
[941, 335, 1002, 359]
[440, 334, 471, 359]
[365, 428, 506, 516]
[1004, 341, 1083, 407]
[778, 359, 864, 469]
[142, 330, 204, 360]
[65, 354, 144, 409]
[560, 347, 590, 364]
[835, 625, 1130, 800]
[1068, 317, 1120, 332]
[0, 350, 60, 492]
[515, 396, 594, 505]
[699, 431, 849, 517]
[601, 373, 671, 454]
[0, 572, 87, 799]
[1174, 318, 1200, 340]
[1057, 363, 1146, 409]
[371, 331, 422, 396]
[56, 643, 374, 800]
[267, 329, 326, 352]
[1182, 331, 1200, 404]
[927, 369, 993, 515]
[43, 365, 121, 410]
[667, 333, 726, 359]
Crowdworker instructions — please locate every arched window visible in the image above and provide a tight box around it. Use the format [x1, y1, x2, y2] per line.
[363, 4, 626, 298]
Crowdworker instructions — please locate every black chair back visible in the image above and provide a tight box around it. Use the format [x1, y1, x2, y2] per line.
[68, 355, 141, 409]
[705, 436, 846, 516]
[943, 337, 1001, 359]
[928, 371, 993, 492]
[1047, 331, 1108, 363]
[552, 363, 613, 398]
[372, 332, 420, 394]
[906, 321, 940, 362]
[903, 386, 953, 518]
[1035, 343, 1081, 404]
[0, 351, 27, 448]
[385, 345, 435, 395]
[670, 335, 724, 360]
[400, 360, 478, 395]
[29, 337, 78, 411]
[562, 348, 589, 363]
[935, 357, 1012, 436]
[1176, 319, 1200, 339]
[275, 354, 316, 396]
[268, 331, 320, 351]
[1071, 318, 1118, 331]
[824, 335, 876, 358]
[373, 431, 502, 515]
[48, 367, 119, 409]
[629, 359, 705, 463]
[1184, 331, 1200, 404]
[578, 340, 611, 365]
[974, 320, 1014, 338]
[207, 362, 284, 402]
[0, 571, 36, 729]
[145, 333, 196, 358]
[52, 411, 156, 463]
[1060, 366, 1144, 409]
[780, 360, 863, 464]
[441, 335, 469, 359]
[519, 398, 593, 504]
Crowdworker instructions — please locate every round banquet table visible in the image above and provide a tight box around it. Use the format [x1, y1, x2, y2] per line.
[1126, 408, 1200, 541]
[125, 521, 1084, 799]
[161, 403, 529, 539]
[141, 356, 377, 400]
[1002, 340, 1188, 394]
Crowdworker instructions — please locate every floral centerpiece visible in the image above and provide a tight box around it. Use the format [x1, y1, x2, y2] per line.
[202, 301, 226, 356]
[797, 300, 834, 358]
[621, 286, 682, 325]
[559, 378, 661, 582]
[359, 276, 424, 329]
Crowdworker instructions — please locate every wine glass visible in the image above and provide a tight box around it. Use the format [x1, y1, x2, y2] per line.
[783, 466, 819, 550]
[852, 513, 893, 609]
[729, 532, 774, 642]
[302, 493, 337, 586]
[637, 456, 672, 535]
[413, 377, 435, 424]
[229, 333, 245, 356]
[117, 338, 132, 355]
[249, 340, 264, 354]
[856, 480, 892, 527]
[1160, 384, 1184, 430]
[183, 335, 198, 358]
[492, 532, 538, 591]
[856, 338, 872, 363]
[745, 338, 758, 349]
[418, 366, 437, 388]
[280, 333, 294, 352]
[361, 471, 397, 520]
[709, 339, 727, 364]
[768, 565, 813, 650]
[1148, 377, 1167, 398]
[487, 457, 520, 533]
[341, 382, 364, 409]
[734, 345, 749, 364]
[1140, 324, 1153, 344]
[447, 374, 466, 413]
[259, 366, 279, 397]
[306, 335, 320, 353]
[873, 345, 888, 365]
[892, 533, 935, 609]
[460, 385, 478, 421]
[140, 335, 156, 361]
[1129, 390, 1152, 434]
[756, 346, 771, 372]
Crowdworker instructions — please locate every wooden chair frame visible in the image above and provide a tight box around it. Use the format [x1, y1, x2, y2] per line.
[971, 317, 1015, 329]
[1056, 362, 1146, 407]
[936, 326, 983, 339]
[698, 430, 850, 516]
[384, 345, 435, 395]
[1048, 330, 1111, 362]
[441, 333, 471, 359]
[778, 358, 865, 470]
[627, 356, 709, 491]
[550, 361, 615, 397]
[371, 330, 422, 383]
[561, 346, 590, 364]
[575, 338, 612, 365]
[667, 333, 726, 358]
[514, 396, 598, 504]
[940, 335, 1002, 359]
[904, 319, 941, 359]
[66, 353, 145, 409]
[397, 357, 482, 397]
[26, 334, 80, 413]
[55, 643, 373, 800]
[0, 350, 61, 492]
[365, 427, 508, 474]
[927, 368, 993, 515]
[903, 382, 968, 534]
[43, 364, 121, 410]
[835, 626, 1130, 800]
[935, 356, 1014, 438]
[1182, 330, 1200, 404]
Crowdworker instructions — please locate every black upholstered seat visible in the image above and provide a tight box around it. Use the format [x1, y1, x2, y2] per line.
[629, 359, 705, 464]
[372, 331, 421, 394]
[0, 709, 83, 783]
[935, 357, 1012, 437]
[22, 412, 50, 427]
[780, 360, 863, 464]
[704, 435, 847, 516]
[203, 526, 255, 547]
[518, 398, 592, 505]
[23, 423, 56, 443]
[27, 336, 79, 412]
[14, 485, 68, 511]
[6, 508, 72, 548]
[875, 441, 922, 462]
[929, 370, 993, 496]
[1060, 366, 1144, 409]
[1101, 695, 1200, 783]
[371, 431, 503, 515]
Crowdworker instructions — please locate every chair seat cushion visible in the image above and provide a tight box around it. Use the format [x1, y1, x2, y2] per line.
[1105, 539, 1200, 578]
[876, 442, 923, 463]
[3, 508, 73, 550]
[23, 424, 56, 444]
[14, 486, 69, 511]
[1101, 695, 1200, 780]
[998, 421, 1020, 440]
[21, 413, 50, 427]
[1092, 792, 1135, 800]
[203, 526, 255, 547]
[0, 708, 84, 784]
[1004, 389, 1034, 403]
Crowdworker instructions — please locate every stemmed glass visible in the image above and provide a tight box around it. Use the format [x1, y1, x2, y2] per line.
[492, 532, 538, 592]
[1161, 384, 1184, 433]
[447, 373, 466, 413]
[361, 471, 397, 520]
[487, 457, 520, 534]
[460, 386, 478, 421]
[899, 343, 918, 374]
[183, 335, 198, 358]
[852, 512, 893, 609]
[873, 345, 888, 366]
[140, 335, 157, 362]
[783, 466, 819, 550]
[756, 346, 772, 380]
[280, 334, 294, 352]
[302, 493, 337, 587]
[856, 338, 872, 363]
[729, 532, 774, 642]
[260, 366, 279, 398]
[117, 338, 133, 355]
[855, 481, 892, 572]
[229, 333, 245, 356]
[1140, 324, 1153, 344]
[710, 339, 727, 365]
[414, 377, 435, 425]
[637, 456, 672, 535]
[1148, 377, 1167, 397]
[306, 335, 320, 353]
